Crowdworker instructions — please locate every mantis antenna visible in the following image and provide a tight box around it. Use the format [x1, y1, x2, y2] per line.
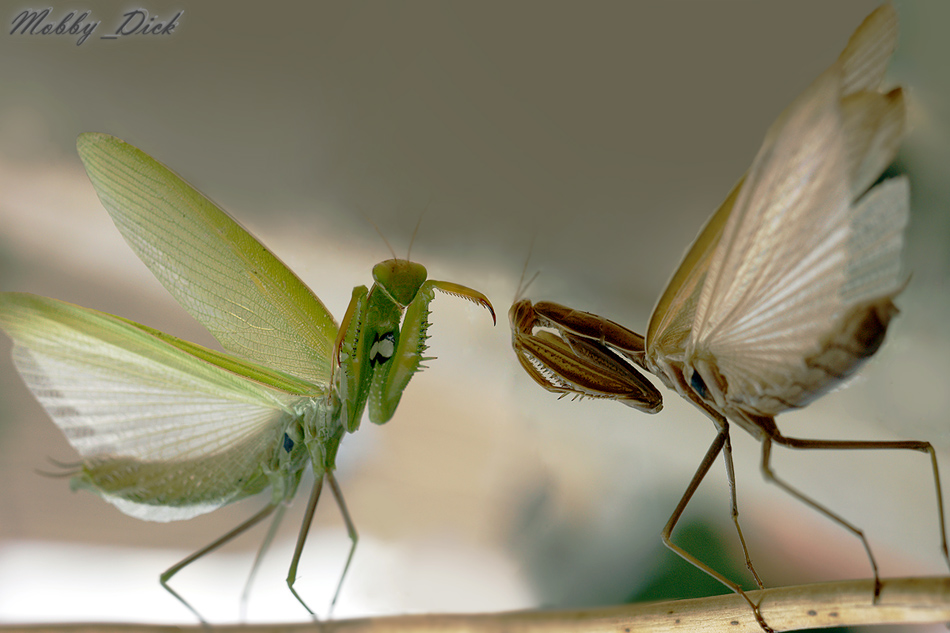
[513, 234, 541, 305]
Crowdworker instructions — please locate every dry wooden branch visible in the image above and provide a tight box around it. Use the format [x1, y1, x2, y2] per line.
[2, 576, 948, 633]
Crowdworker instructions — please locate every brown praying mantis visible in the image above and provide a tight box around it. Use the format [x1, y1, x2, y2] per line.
[509, 5, 949, 632]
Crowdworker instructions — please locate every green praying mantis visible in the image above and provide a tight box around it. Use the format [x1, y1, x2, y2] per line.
[0, 133, 495, 622]
[510, 5, 949, 632]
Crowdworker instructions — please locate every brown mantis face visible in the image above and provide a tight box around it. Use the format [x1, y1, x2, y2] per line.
[508, 5, 949, 633]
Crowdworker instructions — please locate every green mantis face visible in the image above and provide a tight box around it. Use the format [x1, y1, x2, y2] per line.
[372, 259, 427, 306]
[0, 133, 495, 622]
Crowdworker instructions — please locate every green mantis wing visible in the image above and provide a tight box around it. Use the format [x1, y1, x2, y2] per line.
[0, 292, 321, 522]
[76, 133, 338, 387]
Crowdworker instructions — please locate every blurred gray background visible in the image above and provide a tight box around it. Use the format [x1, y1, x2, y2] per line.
[1, 1, 948, 628]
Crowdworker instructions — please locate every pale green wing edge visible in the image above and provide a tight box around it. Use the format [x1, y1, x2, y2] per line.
[0, 292, 321, 521]
[76, 132, 337, 387]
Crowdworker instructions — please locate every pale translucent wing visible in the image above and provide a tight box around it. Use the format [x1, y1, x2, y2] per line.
[688, 69, 851, 376]
[842, 175, 908, 305]
[841, 87, 905, 199]
[646, 6, 901, 368]
[683, 6, 907, 399]
[646, 177, 742, 361]
[0, 292, 313, 521]
[836, 4, 904, 197]
[839, 4, 898, 94]
[648, 4, 902, 371]
[76, 133, 337, 387]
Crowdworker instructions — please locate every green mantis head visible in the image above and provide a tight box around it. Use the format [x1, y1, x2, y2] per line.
[372, 259, 427, 307]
